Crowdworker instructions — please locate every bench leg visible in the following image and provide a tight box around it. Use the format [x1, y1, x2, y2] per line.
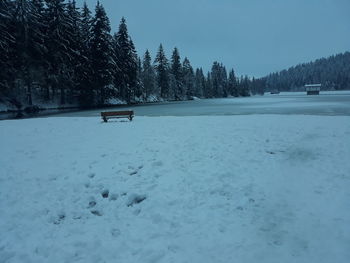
[129, 115, 133, 121]
[103, 117, 107, 122]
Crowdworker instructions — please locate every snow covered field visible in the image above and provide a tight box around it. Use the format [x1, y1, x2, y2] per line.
[1, 115, 350, 262]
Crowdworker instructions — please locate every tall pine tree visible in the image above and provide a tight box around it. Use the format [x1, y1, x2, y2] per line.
[113, 17, 138, 103]
[154, 44, 169, 99]
[170, 47, 183, 100]
[0, 0, 14, 97]
[12, 0, 46, 105]
[90, 1, 113, 105]
[205, 72, 213, 98]
[77, 1, 93, 106]
[45, 0, 74, 104]
[211, 62, 227, 97]
[141, 50, 157, 99]
[194, 68, 205, 98]
[182, 57, 195, 99]
[228, 69, 238, 97]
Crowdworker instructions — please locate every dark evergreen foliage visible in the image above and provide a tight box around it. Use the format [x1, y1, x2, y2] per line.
[227, 69, 238, 97]
[170, 47, 183, 100]
[76, 1, 93, 106]
[182, 57, 195, 99]
[134, 56, 143, 100]
[263, 52, 350, 92]
[154, 44, 169, 99]
[12, 0, 46, 105]
[112, 17, 138, 103]
[3, 0, 346, 111]
[204, 72, 213, 98]
[237, 75, 251, 97]
[90, 1, 113, 105]
[45, 0, 75, 104]
[0, 0, 256, 109]
[211, 62, 228, 97]
[141, 50, 157, 99]
[194, 68, 205, 98]
[0, 0, 15, 97]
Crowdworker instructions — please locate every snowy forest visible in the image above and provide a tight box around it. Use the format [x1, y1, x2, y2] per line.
[0, 0, 257, 111]
[1, 1, 349, 112]
[263, 52, 350, 92]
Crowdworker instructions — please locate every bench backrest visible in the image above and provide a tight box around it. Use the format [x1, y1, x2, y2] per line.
[101, 111, 134, 117]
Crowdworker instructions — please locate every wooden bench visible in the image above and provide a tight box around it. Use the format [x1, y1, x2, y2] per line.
[101, 110, 134, 122]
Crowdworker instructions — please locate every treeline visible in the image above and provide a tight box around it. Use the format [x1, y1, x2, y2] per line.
[0, 0, 260, 111]
[263, 52, 350, 92]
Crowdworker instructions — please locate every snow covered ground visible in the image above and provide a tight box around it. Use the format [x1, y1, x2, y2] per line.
[1, 115, 350, 262]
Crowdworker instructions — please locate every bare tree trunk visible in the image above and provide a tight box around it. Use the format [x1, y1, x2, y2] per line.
[25, 69, 32, 106]
[60, 86, 65, 105]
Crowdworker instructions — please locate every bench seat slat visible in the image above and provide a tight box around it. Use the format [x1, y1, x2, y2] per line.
[101, 110, 134, 122]
[101, 111, 134, 117]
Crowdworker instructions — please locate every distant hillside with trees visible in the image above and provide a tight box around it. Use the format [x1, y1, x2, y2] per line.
[0, 0, 252, 112]
[262, 52, 350, 92]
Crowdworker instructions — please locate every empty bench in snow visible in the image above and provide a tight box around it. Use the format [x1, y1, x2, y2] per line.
[101, 110, 134, 122]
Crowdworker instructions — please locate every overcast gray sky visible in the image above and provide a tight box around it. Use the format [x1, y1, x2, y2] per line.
[76, 0, 350, 77]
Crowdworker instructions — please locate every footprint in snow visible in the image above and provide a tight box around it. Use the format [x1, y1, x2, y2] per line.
[111, 228, 121, 237]
[91, 210, 103, 216]
[101, 189, 109, 198]
[50, 212, 66, 225]
[87, 173, 96, 179]
[88, 197, 97, 208]
[126, 194, 147, 207]
[129, 164, 144, 176]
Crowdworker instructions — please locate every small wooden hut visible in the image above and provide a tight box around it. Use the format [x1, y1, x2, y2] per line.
[305, 84, 321, 95]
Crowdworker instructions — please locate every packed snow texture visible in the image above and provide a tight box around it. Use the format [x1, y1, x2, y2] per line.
[1, 116, 350, 263]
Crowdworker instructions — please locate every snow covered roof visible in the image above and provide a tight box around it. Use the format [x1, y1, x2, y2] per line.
[305, 84, 321, 87]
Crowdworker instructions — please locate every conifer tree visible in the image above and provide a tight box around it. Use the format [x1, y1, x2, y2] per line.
[206, 72, 213, 98]
[228, 69, 238, 97]
[0, 0, 14, 96]
[90, 1, 113, 104]
[45, 0, 75, 104]
[134, 56, 144, 100]
[195, 68, 205, 98]
[141, 49, 156, 99]
[65, 0, 83, 102]
[154, 44, 169, 99]
[170, 47, 183, 100]
[113, 17, 138, 103]
[238, 75, 251, 96]
[210, 62, 228, 97]
[12, 0, 46, 105]
[182, 57, 195, 99]
[0, 0, 12, 51]
[77, 1, 93, 106]
[221, 65, 228, 97]
[30, 0, 48, 100]
[128, 38, 139, 100]
[211, 62, 223, 97]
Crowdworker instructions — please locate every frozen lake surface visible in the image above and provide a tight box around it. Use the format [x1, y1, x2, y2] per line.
[1, 91, 350, 120]
[54, 91, 350, 117]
